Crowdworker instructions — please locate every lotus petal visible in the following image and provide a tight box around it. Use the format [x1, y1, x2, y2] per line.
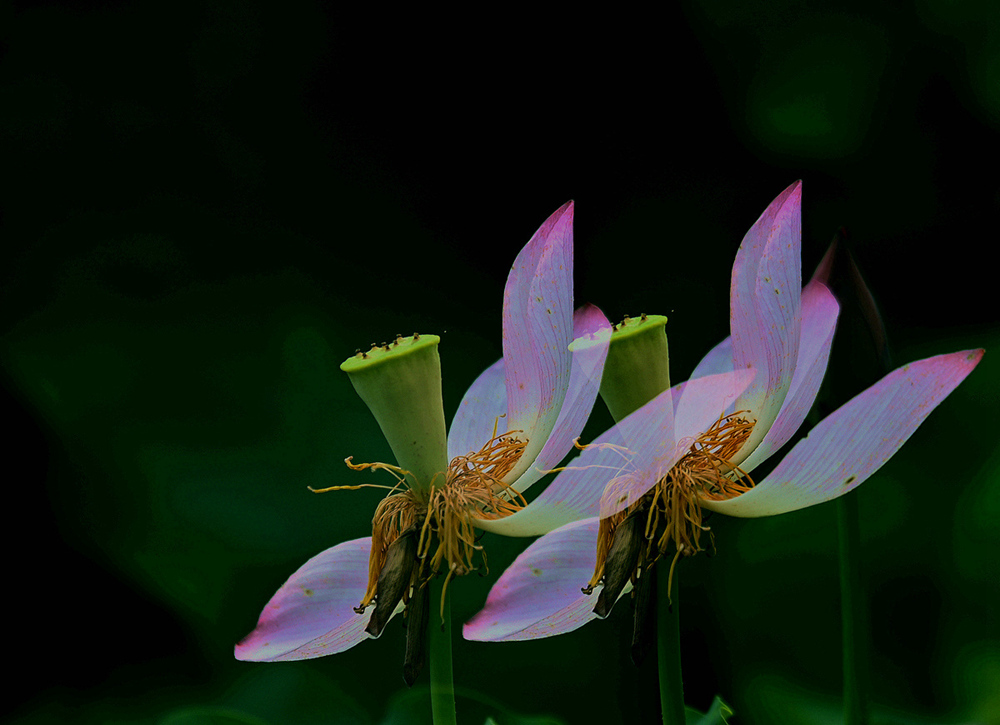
[730, 181, 802, 463]
[509, 304, 612, 494]
[738, 279, 839, 474]
[235, 537, 374, 661]
[475, 381, 668, 537]
[703, 349, 984, 517]
[689, 335, 734, 380]
[463, 518, 602, 641]
[502, 202, 575, 481]
[447, 357, 507, 462]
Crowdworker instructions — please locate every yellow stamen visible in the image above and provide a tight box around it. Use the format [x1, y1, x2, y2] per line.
[444, 431, 528, 503]
[588, 411, 756, 592]
[584, 513, 624, 592]
[343, 456, 412, 485]
[550, 438, 635, 477]
[307, 483, 400, 493]
[357, 490, 421, 610]
[342, 431, 530, 618]
[417, 432, 529, 617]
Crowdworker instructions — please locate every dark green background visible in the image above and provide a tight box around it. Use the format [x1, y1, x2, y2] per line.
[2, 1, 998, 723]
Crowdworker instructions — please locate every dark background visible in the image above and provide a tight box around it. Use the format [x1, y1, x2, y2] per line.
[2, 2, 998, 723]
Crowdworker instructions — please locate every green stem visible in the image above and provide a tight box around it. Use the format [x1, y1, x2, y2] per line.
[837, 490, 870, 725]
[657, 565, 685, 725]
[428, 576, 457, 725]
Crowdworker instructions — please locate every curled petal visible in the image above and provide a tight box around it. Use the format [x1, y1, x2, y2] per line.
[739, 279, 839, 473]
[447, 357, 507, 461]
[703, 349, 984, 518]
[463, 518, 602, 641]
[730, 182, 802, 461]
[509, 304, 612, 494]
[235, 537, 373, 661]
[502, 202, 576, 481]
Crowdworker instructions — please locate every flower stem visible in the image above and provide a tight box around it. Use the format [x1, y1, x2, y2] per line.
[657, 565, 685, 725]
[427, 576, 457, 725]
[837, 490, 870, 725]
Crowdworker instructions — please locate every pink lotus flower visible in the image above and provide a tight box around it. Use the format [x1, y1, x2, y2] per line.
[464, 182, 983, 642]
[235, 202, 619, 662]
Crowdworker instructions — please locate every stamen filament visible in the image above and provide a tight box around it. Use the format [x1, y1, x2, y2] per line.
[341, 429, 531, 621]
[308, 483, 400, 493]
[588, 411, 757, 599]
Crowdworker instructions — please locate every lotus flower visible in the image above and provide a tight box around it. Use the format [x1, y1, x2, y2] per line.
[235, 202, 619, 663]
[464, 182, 983, 642]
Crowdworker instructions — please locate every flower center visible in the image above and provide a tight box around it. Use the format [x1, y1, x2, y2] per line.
[585, 411, 756, 598]
[348, 431, 528, 616]
[421, 432, 527, 585]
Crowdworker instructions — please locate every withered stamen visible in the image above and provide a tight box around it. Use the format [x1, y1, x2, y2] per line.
[345, 431, 530, 622]
[587, 411, 756, 609]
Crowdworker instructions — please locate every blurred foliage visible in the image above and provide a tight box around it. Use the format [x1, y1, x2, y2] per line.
[2, 0, 998, 724]
[686, 696, 735, 724]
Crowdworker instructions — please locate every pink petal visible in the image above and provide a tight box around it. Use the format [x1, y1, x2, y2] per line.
[689, 335, 734, 380]
[463, 518, 602, 641]
[729, 182, 803, 463]
[235, 537, 374, 661]
[502, 202, 576, 481]
[477, 382, 673, 537]
[478, 368, 754, 536]
[738, 279, 839, 474]
[570, 301, 612, 340]
[598, 367, 756, 519]
[703, 349, 984, 518]
[672, 367, 757, 443]
[509, 304, 612, 494]
[447, 357, 507, 461]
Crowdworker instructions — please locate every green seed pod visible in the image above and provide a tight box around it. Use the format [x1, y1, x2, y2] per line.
[341, 334, 449, 496]
[599, 314, 670, 423]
